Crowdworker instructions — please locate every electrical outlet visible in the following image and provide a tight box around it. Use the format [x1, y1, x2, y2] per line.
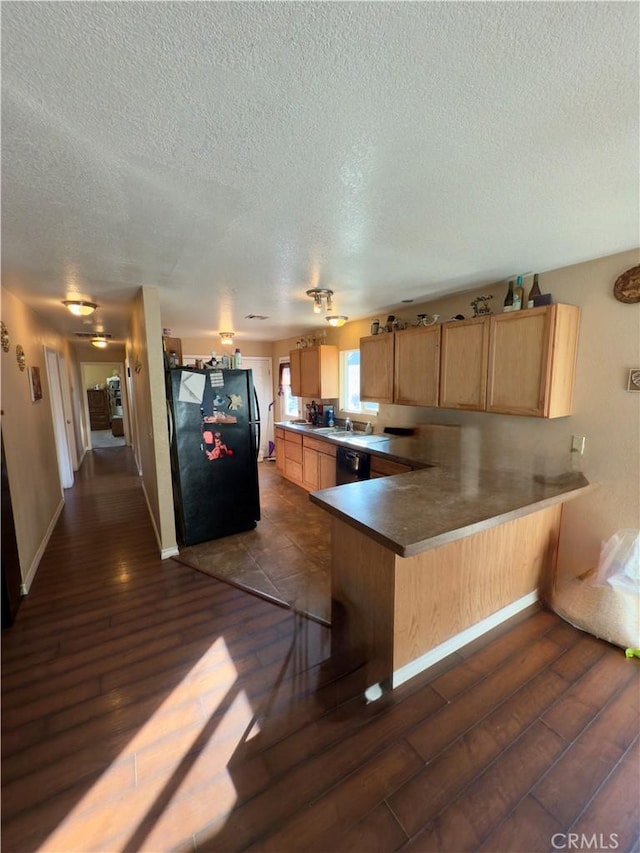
[571, 434, 586, 454]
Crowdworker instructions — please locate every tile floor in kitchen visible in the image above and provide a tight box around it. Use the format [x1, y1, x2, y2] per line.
[173, 461, 332, 624]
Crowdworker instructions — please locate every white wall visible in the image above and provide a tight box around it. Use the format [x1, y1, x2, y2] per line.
[1, 288, 67, 587]
[127, 286, 178, 558]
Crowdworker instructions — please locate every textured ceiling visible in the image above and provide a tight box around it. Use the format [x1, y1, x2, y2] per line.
[2, 2, 638, 344]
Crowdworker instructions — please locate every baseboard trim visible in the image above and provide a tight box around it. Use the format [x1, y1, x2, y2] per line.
[20, 496, 65, 594]
[140, 479, 178, 560]
[391, 591, 540, 690]
[162, 545, 180, 559]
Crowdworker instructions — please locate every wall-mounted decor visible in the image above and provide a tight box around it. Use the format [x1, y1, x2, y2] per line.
[613, 265, 640, 303]
[1, 322, 9, 352]
[627, 368, 640, 392]
[15, 345, 26, 371]
[470, 295, 494, 317]
[28, 365, 43, 401]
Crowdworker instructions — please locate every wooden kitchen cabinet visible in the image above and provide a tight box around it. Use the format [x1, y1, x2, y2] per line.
[163, 335, 183, 367]
[275, 427, 286, 474]
[486, 304, 580, 418]
[302, 436, 336, 491]
[394, 325, 441, 407]
[370, 456, 412, 479]
[318, 451, 337, 489]
[360, 333, 395, 404]
[283, 431, 303, 484]
[289, 345, 338, 399]
[302, 445, 320, 490]
[439, 317, 490, 411]
[289, 350, 301, 398]
[361, 326, 440, 407]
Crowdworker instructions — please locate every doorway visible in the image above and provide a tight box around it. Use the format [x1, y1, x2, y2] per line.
[242, 357, 273, 461]
[80, 362, 127, 450]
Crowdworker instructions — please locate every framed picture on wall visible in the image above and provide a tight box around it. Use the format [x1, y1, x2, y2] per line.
[28, 365, 43, 401]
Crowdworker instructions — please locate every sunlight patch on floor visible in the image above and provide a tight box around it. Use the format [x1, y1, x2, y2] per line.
[40, 637, 256, 852]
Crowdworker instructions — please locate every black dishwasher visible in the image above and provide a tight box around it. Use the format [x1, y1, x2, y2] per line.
[336, 446, 371, 485]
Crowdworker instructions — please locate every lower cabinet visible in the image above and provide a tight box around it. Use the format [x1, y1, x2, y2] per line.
[302, 436, 336, 491]
[275, 429, 303, 485]
[284, 435, 303, 484]
[276, 428, 416, 489]
[276, 429, 337, 491]
[275, 428, 286, 475]
[370, 457, 412, 479]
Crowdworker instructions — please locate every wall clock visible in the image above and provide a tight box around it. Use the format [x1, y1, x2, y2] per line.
[613, 265, 640, 303]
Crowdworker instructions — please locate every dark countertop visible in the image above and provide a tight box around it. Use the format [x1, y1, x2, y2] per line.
[276, 421, 592, 558]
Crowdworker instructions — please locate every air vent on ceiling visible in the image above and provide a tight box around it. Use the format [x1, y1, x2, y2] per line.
[74, 332, 113, 339]
[245, 314, 269, 320]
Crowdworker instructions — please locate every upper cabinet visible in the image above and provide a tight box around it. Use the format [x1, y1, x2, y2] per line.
[163, 335, 183, 367]
[289, 345, 339, 399]
[487, 304, 580, 418]
[361, 326, 440, 406]
[440, 317, 490, 411]
[360, 334, 395, 403]
[360, 304, 580, 419]
[394, 325, 441, 406]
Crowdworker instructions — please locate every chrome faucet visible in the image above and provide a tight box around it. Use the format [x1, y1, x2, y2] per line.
[344, 417, 352, 432]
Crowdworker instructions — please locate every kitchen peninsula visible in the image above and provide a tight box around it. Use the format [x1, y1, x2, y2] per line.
[275, 424, 592, 692]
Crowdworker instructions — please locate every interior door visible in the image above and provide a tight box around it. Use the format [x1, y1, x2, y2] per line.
[45, 347, 74, 489]
[58, 356, 79, 469]
[242, 357, 273, 461]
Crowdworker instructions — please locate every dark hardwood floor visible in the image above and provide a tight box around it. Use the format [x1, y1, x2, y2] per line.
[2, 447, 638, 852]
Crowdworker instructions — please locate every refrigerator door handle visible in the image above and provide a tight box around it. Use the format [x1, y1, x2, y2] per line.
[166, 400, 174, 446]
[253, 388, 261, 458]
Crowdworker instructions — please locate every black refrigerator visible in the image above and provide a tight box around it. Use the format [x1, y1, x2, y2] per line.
[166, 367, 261, 546]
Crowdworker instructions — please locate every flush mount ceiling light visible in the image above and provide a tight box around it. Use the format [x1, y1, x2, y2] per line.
[219, 331, 235, 346]
[63, 299, 98, 317]
[306, 288, 333, 314]
[326, 315, 349, 327]
[91, 335, 109, 349]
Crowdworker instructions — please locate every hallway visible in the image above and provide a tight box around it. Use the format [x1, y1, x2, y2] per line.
[2, 448, 638, 852]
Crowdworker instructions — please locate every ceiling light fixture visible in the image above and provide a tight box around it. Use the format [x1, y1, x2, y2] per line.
[63, 299, 98, 316]
[219, 331, 234, 346]
[91, 335, 109, 349]
[325, 315, 349, 328]
[306, 288, 333, 315]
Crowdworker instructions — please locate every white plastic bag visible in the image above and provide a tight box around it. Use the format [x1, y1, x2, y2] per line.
[594, 529, 640, 594]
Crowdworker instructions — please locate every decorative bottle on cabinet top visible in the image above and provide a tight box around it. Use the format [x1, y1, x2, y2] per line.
[527, 274, 541, 308]
[513, 276, 524, 310]
[503, 280, 515, 312]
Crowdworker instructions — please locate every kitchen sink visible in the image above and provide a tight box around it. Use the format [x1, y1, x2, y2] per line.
[334, 434, 388, 444]
[312, 427, 348, 434]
